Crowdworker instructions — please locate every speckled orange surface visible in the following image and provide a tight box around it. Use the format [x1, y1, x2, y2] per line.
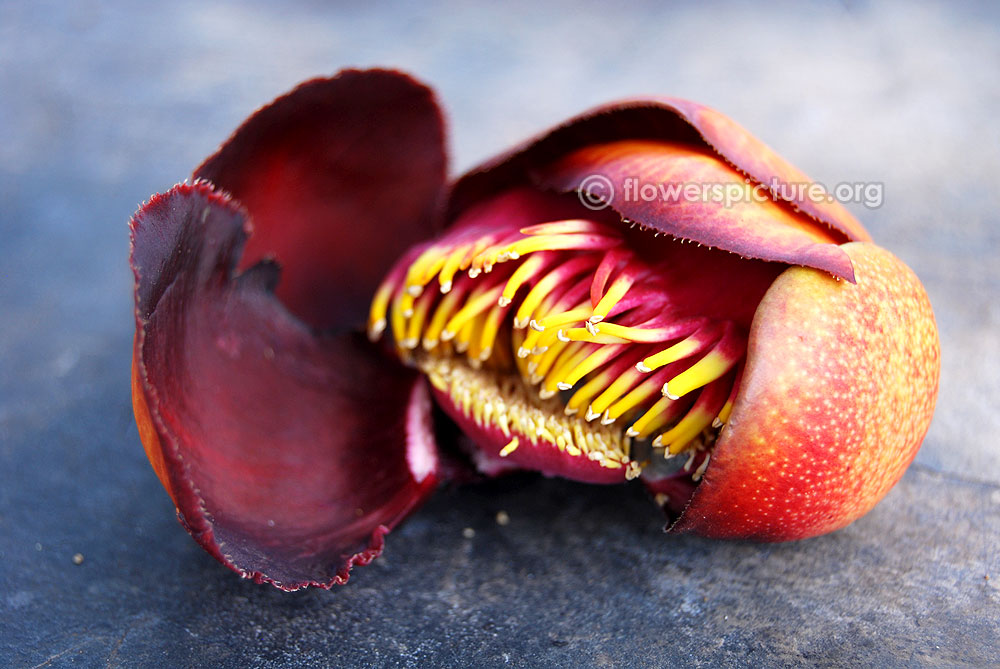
[677, 243, 940, 539]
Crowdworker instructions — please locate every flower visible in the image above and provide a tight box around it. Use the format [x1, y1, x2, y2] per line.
[131, 69, 939, 590]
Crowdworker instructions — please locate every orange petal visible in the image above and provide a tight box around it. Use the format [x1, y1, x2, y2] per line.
[672, 242, 939, 541]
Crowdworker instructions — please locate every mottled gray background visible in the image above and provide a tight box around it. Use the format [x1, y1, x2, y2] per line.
[1, 1, 998, 667]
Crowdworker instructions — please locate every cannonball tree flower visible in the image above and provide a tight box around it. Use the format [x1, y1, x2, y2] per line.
[131, 68, 939, 590]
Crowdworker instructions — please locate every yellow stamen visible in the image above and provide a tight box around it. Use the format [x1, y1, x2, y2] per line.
[605, 373, 664, 423]
[403, 288, 437, 349]
[511, 257, 598, 328]
[530, 339, 579, 385]
[404, 245, 447, 294]
[470, 242, 513, 274]
[565, 322, 683, 344]
[519, 219, 611, 236]
[390, 290, 409, 351]
[500, 253, 552, 306]
[638, 333, 708, 373]
[537, 306, 594, 332]
[453, 317, 476, 354]
[626, 395, 677, 440]
[590, 273, 634, 322]
[565, 363, 624, 415]
[541, 344, 594, 397]
[499, 437, 519, 457]
[475, 301, 507, 363]
[464, 309, 489, 364]
[714, 399, 734, 427]
[514, 272, 574, 329]
[442, 283, 505, 341]
[589, 368, 642, 417]
[662, 350, 739, 399]
[503, 232, 620, 260]
[422, 288, 466, 349]
[438, 242, 474, 293]
[656, 407, 715, 454]
[558, 345, 625, 390]
[519, 304, 591, 354]
[367, 279, 394, 341]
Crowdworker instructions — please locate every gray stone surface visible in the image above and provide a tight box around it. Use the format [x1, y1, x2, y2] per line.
[1, 1, 997, 666]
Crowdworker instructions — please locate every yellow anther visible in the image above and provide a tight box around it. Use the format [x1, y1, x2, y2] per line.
[545, 344, 597, 393]
[465, 309, 490, 364]
[427, 371, 449, 392]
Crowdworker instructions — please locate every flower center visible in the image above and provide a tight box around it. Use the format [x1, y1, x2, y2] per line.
[368, 216, 747, 481]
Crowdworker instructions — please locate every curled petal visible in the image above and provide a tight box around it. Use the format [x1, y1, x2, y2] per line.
[195, 69, 447, 332]
[670, 242, 939, 541]
[131, 183, 439, 589]
[541, 140, 856, 281]
[647, 97, 870, 242]
[449, 98, 868, 281]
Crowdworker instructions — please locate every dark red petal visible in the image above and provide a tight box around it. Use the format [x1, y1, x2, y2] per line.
[541, 140, 857, 282]
[130, 183, 438, 589]
[451, 97, 869, 243]
[195, 69, 447, 332]
[448, 98, 871, 282]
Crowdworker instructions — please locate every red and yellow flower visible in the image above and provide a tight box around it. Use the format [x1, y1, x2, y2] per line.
[130, 69, 939, 590]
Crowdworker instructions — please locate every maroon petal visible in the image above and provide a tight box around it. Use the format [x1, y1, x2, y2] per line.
[195, 69, 447, 332]
[449, 98, 869, 282]
[131, 183, 439, 589]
